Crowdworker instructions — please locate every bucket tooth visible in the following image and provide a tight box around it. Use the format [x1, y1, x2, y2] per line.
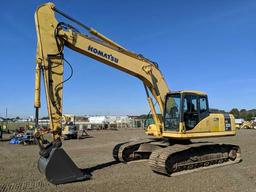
[38, 147, 90, 185]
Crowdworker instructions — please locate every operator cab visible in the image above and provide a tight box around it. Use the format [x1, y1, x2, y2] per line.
[163, 91, 209, 132]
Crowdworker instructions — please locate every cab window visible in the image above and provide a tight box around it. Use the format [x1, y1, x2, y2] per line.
[198, 96, 209, 120]
[183, 98, 188, 112]
[199, 96, 208, 113]
[164, 94, 181, 131]
[183, 95, 199, 130]
[191, 96, 197, 112]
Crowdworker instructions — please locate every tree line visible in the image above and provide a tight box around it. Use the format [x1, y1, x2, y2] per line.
[230, 108, 256, 120]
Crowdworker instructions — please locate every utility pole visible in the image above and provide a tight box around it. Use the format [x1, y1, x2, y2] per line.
[4, 108, 8, 131]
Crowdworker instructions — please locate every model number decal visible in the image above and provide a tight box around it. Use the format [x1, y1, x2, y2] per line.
[88, 45, 119, 63]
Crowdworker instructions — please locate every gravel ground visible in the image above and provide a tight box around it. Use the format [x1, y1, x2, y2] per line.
[0, 128, 255, 192]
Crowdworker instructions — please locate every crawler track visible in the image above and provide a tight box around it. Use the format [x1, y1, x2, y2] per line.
[113, 139, 242, 176]
[113, 138, 154, 162]
[149, 143, 241, 176]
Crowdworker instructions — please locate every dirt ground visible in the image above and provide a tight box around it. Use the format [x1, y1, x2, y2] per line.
[0, 128, 256, 192]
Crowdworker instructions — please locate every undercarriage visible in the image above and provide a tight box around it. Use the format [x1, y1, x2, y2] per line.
[113, 138, 241, 176]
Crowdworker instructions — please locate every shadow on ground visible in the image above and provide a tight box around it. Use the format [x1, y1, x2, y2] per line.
[82, 160, 120, 176]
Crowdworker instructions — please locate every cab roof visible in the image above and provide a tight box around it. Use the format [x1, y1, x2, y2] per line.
[169, 90, 207, 96]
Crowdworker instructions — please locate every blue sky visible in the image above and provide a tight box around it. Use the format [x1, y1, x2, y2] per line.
[0, 0, 255, 117]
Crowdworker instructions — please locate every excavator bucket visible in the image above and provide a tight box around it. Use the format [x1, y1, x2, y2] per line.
[38, 148, 91, 185]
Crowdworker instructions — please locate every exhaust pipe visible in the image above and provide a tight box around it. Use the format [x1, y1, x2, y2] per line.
[38, 147, 91, 185]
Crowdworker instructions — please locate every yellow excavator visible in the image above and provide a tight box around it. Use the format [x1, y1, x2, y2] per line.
[34, 3, 241, 185]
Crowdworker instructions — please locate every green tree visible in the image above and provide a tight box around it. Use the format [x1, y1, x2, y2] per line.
[230, 108, 239, 118]
[246, 113, 253, 121]
[239, 109, 247, 120]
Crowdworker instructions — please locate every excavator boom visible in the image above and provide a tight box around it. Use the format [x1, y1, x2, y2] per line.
[34, 3, 169, 184]
[34, 3, 169, 138]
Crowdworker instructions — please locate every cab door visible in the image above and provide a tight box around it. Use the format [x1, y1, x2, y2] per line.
[198, 96, 209, 121]
[183, 94, 199, 131]
[184, 94, 210, 132]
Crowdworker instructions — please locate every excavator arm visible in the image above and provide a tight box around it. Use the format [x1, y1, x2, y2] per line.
[34, 3, 169, 184]
[34, 3, 169, 141]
